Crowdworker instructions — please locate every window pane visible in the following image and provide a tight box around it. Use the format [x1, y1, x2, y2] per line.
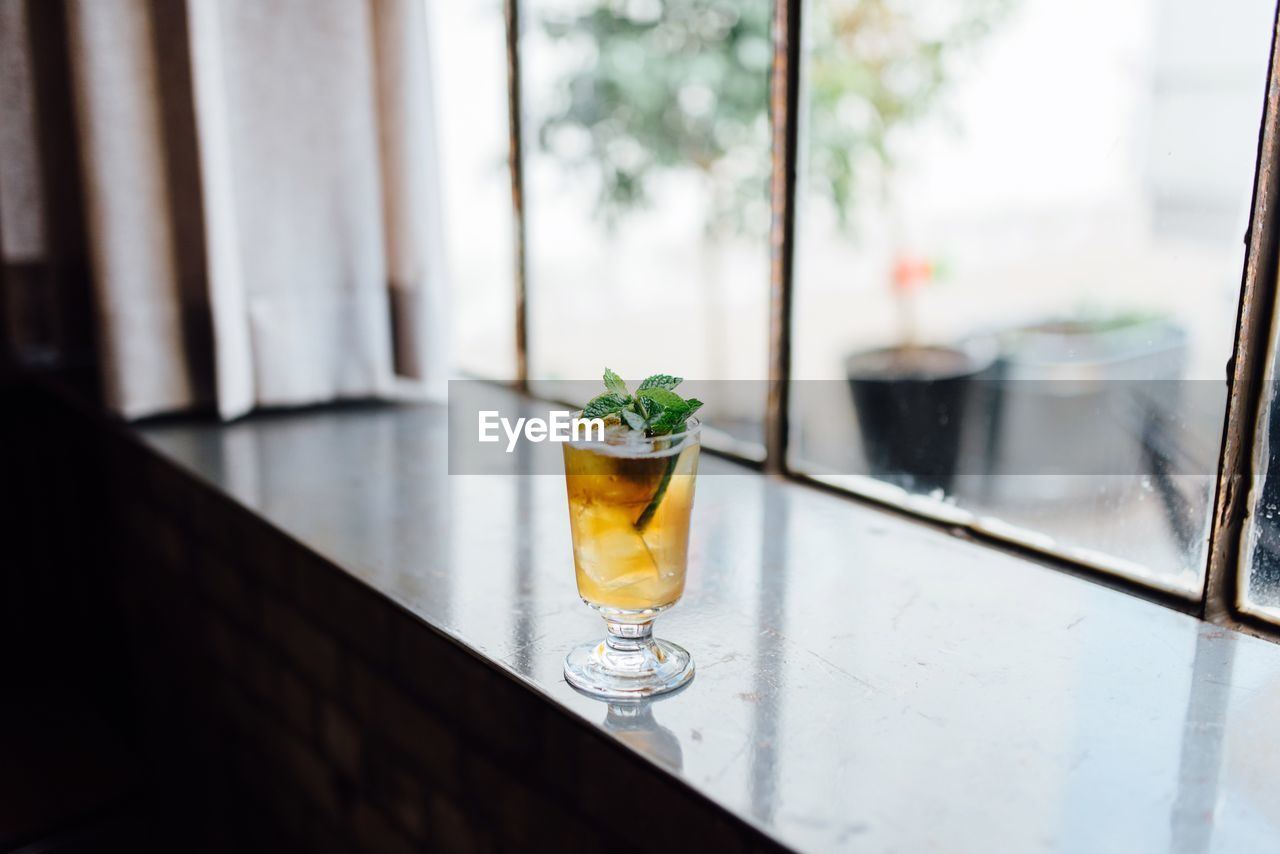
[791, 0, 1273, 590]
[427, 0, 517, 380]
[522, 0, 772, 449]
[1242, 370, 1280, 622]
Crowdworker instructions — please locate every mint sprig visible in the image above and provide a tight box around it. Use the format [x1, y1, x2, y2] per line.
[582, 369, 701, 531]
[583, 369, 700, 437]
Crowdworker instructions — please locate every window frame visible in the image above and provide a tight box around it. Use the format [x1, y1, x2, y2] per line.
[500, 0, 1280, 639]
[1201, 8, 1280, 638]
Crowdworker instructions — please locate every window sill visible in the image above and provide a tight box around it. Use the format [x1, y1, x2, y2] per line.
[128, 387, 1280, 852]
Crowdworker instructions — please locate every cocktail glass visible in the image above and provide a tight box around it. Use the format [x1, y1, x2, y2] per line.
[562, 418, 700, 698]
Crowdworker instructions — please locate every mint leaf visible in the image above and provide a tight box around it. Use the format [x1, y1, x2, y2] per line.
[635, 387, 684, 410]
[648, 405, 692, 434]
[647, 397, 702, 436]
[622, 409, 648, 431]
[638, 374, 682, 391]
[582, 392, 628, 419]
[647, 411, 683, 435]
[603, 368, 629, 398]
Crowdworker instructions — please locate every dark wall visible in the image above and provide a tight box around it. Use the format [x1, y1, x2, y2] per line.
[1, 380, 119, 692]
[0, 380, 152, 850]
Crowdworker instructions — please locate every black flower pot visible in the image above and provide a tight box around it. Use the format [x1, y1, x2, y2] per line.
[845, 340, 996, 495]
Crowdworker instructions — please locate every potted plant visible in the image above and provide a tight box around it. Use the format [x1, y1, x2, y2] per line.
[845, 254, 997, 494]
[810, 1, 1009, 492]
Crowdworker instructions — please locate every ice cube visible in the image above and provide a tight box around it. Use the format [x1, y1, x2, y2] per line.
[574, 504, 660, 588]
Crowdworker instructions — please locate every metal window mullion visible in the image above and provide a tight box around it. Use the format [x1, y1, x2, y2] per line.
[765, 0, 802, 475]
[504, 0, 529, 390]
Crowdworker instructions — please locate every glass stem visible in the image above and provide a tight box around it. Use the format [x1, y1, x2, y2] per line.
[604, 618, 656, 653]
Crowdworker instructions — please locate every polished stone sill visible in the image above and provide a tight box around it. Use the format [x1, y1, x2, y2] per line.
[137, 396, 1280, 853]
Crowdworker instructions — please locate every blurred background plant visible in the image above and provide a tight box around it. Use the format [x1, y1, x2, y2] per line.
[537, 0, 1013, 239]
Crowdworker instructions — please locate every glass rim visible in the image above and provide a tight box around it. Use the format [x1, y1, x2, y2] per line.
[568, 412, 702, 449]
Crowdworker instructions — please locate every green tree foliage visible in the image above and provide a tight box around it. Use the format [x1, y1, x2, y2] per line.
[538, 0, 1011, 237]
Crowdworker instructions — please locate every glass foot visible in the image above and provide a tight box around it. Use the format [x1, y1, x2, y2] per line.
[564, 629, 694, 700]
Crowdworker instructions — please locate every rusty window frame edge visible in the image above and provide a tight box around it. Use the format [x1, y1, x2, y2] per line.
[504, 0, 529, 391]
[1202, 5, 1280, 641]
[765, 0, 802, 475]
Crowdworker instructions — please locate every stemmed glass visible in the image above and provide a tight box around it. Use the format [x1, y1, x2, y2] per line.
[562, 418, 700, 698]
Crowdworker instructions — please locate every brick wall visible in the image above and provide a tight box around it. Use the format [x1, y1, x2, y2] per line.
[16, 386, 782, 852]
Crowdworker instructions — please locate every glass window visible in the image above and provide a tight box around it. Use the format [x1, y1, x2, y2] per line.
[521, 0, 773, 451]
[789, 0, 1274, 591]
[1241, 360, 1280, 625]
[427, 0, 518, 380]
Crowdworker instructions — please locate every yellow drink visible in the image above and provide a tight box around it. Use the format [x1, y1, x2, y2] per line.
[563, 433, 699, 614]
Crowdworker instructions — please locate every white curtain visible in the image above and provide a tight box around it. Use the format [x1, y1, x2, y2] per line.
[0, 0, 447, 419]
